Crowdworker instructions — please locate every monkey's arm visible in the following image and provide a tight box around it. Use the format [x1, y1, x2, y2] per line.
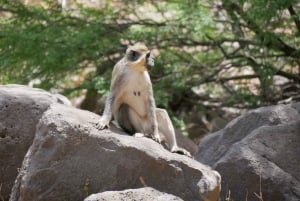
[96, 92, 116, 129]
[96, 63, 123, 129]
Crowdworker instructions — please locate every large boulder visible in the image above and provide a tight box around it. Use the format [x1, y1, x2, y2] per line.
[196, 103, 300, 201]
[84, 187, 184, 201]
[0, 84, 70, 200]
[10, 103, 221, 201]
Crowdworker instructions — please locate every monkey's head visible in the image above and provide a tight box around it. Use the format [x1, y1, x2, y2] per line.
[125, 43, 154, 72]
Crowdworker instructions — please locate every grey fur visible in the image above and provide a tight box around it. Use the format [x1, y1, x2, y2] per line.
[117, 103, 135, 135]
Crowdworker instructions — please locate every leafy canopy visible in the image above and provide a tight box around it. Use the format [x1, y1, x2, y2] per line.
[0, 0, 299, 112]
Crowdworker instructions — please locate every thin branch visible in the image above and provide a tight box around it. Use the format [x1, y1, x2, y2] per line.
[205, 74, 260, 83]
[222, 0, 300, 58]
[245, 56, 300, 82]
[288, 5, 300, 33]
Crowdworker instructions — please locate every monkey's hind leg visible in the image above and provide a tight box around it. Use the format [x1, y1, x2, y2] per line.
[155, 108, 191, 157]
[116, 103, 136, 135]
[117, 103, 145, 137]
[118, 104, 161, 143]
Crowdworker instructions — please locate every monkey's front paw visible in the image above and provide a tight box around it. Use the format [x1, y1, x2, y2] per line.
[171, 147, 192, 157]
[96, 118, 110, 130]
[152, 134, 162, 144]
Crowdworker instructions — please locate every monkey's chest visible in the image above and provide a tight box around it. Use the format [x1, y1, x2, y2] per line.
[121, 73, 152, 117]
[122, 85, 149, 117]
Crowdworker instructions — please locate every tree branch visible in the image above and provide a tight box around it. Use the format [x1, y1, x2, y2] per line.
[205, 74, 259, 83]
[288, 5, 300, 33]
[244, 56, 300, 82]
[222, 0, 300, 58]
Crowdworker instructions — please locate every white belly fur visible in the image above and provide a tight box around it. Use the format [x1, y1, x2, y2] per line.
[121, 70, 152, 118]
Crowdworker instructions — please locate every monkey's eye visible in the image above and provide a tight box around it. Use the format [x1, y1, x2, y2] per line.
[128, 50, 140, 61]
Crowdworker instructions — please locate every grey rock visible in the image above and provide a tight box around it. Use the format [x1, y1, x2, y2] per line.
[10, 103, 221, 201]
[84, 187, 184, 201]
[0, 84, 69, 200]
[196, 104, 300, 201]
[175, 129, 197, 156]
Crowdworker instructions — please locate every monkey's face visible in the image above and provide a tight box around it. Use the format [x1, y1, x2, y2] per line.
[126, 44, 154, 72]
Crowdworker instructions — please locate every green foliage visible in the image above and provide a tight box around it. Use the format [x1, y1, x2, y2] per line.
[91, 74, 111, 96]
[0, 0, 122, 89]
[0, 0, 299, 115]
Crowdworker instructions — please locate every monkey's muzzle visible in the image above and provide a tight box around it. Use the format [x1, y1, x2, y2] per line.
[146, 52, 154, 70]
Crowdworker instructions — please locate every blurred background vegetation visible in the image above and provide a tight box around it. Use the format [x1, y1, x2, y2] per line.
[1, 0, 299, 141]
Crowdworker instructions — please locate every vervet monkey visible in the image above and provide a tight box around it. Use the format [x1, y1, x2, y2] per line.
[96, 43, 191, 157]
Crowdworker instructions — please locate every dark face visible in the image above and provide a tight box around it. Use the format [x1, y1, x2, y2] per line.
[127, 50, 141, 62]
[127, 49, 154, 71]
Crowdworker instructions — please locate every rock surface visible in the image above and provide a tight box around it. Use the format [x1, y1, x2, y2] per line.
[9, 102, 220, 201]
[84, 187, 184, 201]
[175, 129, 197, 156]
[196, 103, 300, 201]
[0, 84, 70, 200]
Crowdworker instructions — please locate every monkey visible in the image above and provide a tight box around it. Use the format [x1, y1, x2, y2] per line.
[96, 43, 191, 157]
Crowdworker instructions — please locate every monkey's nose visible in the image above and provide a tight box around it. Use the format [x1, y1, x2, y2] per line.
[146, 52, 151, 58]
